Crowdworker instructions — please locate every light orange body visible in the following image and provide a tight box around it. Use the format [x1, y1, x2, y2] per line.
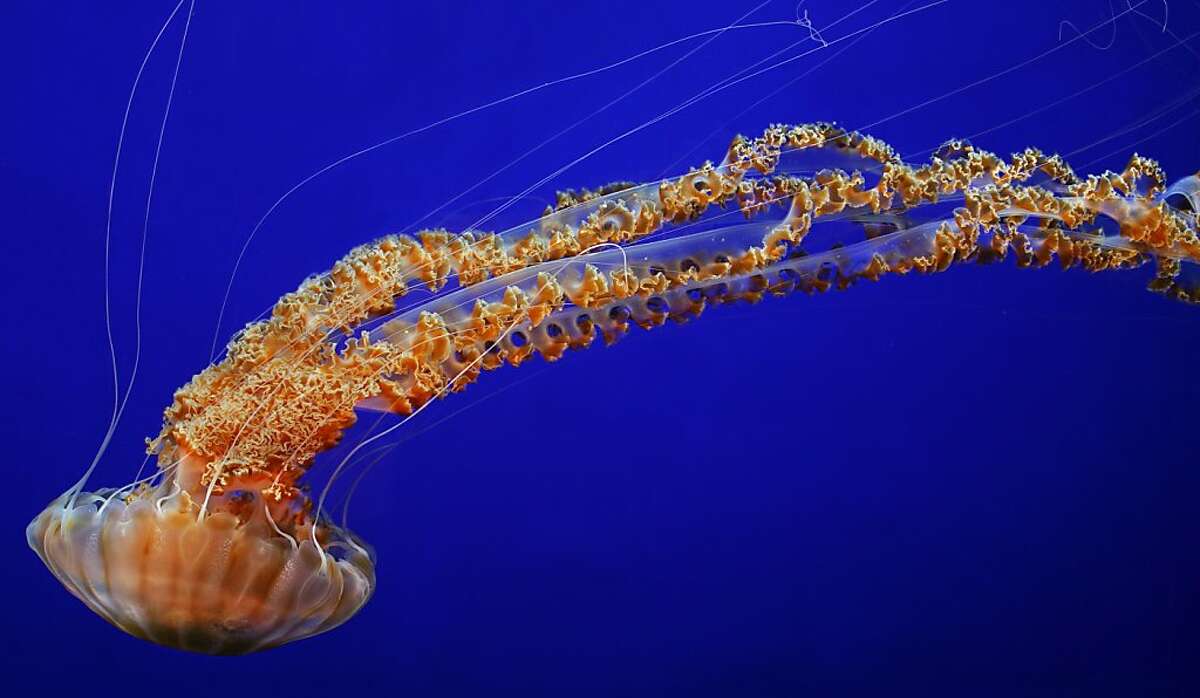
[29, 123, 1200, 653]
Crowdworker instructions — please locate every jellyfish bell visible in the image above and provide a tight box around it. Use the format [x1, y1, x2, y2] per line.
[26, 455, 375, 655]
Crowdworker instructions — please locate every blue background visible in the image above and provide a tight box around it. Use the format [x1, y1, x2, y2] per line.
[2, 1, 1198, 695]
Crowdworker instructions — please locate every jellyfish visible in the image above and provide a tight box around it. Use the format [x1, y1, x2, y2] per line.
[26, 117, 1200, 653]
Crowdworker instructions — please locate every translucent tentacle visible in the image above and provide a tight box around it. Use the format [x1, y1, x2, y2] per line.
[360, 186, 1184, 417]
[139, 123, 1197, 540]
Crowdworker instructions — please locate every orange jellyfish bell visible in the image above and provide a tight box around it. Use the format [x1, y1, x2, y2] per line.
[27, 458, 375, 655]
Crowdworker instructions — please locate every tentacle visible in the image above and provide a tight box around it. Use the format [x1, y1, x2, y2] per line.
[360, 180, 1194, 419]
[143, 123, 1199, 535]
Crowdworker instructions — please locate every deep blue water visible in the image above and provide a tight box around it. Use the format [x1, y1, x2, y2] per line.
[2, 1, 1198, 695]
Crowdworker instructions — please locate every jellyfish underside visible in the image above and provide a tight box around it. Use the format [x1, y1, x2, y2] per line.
[28, 122, 1200, 654]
